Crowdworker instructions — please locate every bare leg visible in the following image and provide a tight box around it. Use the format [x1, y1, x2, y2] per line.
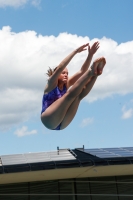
[60, 97, 80, 129]
[60, 76, 97, 129]
[41, 58, 105, 129]
[60, 59, 105, 129]
[79, 76, 97, 100]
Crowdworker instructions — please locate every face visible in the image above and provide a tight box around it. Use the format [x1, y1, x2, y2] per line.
[58, 68, 68, 84]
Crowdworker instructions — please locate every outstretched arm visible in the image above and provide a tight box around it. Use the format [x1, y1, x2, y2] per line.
[55, 43, 89, 76]
[68, 41, 99, 87]
[45, 43, 88, 93]
[81, 41, 99, 72]
[48, 44, 88, 84]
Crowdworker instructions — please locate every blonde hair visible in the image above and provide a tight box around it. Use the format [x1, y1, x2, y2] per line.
[46, 67, 57, 77]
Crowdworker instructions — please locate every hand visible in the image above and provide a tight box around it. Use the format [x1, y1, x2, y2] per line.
[88, 41, 100, 55]
[75, 43, 89, 53]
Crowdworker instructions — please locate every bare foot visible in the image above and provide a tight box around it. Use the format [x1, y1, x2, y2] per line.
[90, 57, 102, 76]
[97, 57, 106, 75]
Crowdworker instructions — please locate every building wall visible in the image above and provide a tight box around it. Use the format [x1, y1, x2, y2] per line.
[0, 175, 133, 200]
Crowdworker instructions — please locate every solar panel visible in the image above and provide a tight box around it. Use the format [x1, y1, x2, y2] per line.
[0, 158, 2, 165]
[0, 149, 76, 166]
[1, 154, 26, 165]
[82, 147, 133, 158]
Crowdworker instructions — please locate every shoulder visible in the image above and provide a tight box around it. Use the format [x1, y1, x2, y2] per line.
[44, 78, 57, 94]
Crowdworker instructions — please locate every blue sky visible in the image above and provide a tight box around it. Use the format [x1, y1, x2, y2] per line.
[0, 0, 133, 155]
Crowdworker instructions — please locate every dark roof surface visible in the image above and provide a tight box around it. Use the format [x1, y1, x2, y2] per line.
[0, 147, 133, 174]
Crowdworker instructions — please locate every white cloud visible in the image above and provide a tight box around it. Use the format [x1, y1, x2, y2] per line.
[80, 118, 94, 128]
[14, 126, 37, 137]
[31, 0, 41, 8]
[0, 88, 41, 131]
[0, 0, 27, 7]
[122, 106, 133, 119]
[0, 26, 133, 131]
[0, 0, 41, 8]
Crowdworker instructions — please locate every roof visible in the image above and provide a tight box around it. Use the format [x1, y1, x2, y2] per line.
[0, 147, 133, 184]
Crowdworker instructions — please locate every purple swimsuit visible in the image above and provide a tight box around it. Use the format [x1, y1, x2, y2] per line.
[41, 85, 67, 130]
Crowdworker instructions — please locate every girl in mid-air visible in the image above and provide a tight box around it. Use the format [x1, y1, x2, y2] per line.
[41, 42, 106, 130]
